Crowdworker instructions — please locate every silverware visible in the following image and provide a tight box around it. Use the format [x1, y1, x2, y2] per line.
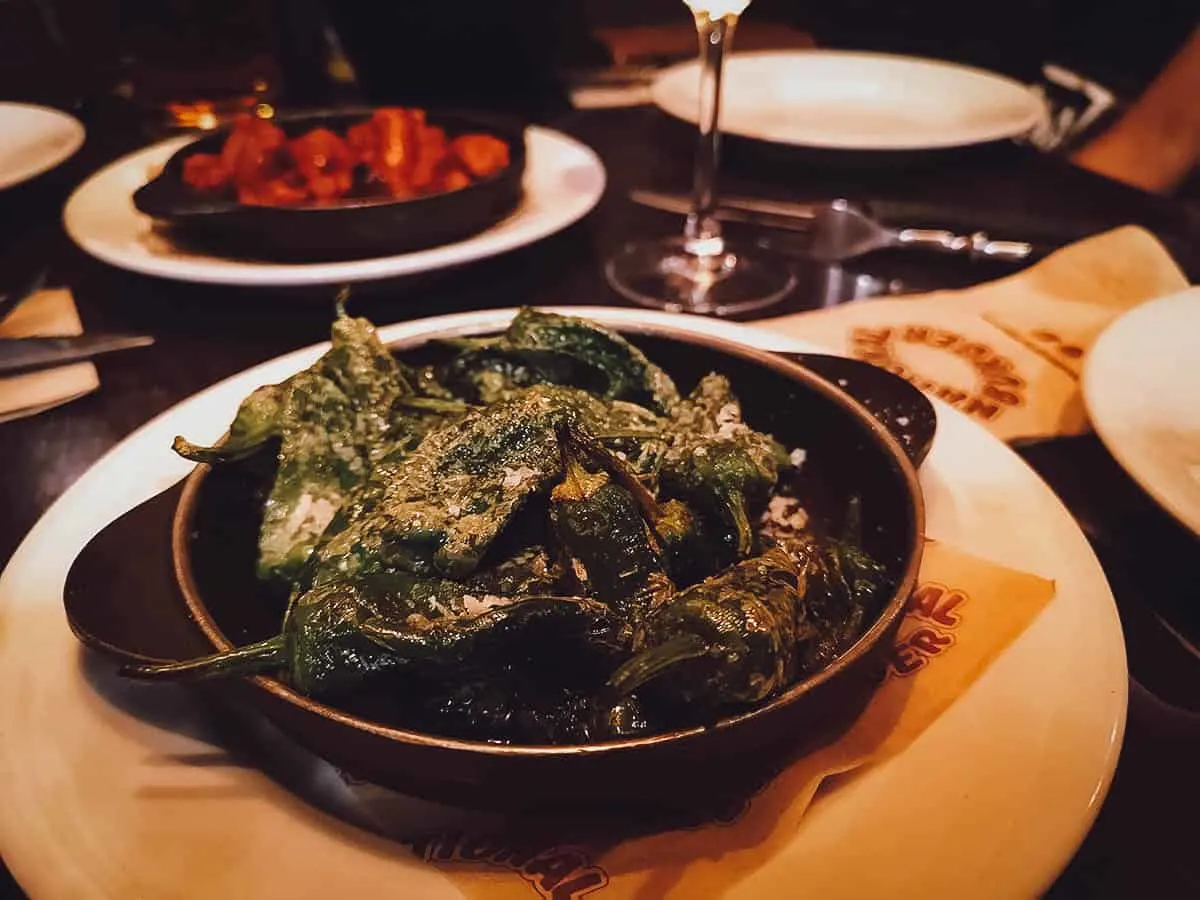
[631, 190, 1036, 262]
[807, 199, 1034, 263]
[631, 189, 816, 233]
[0, 333, 155, 375]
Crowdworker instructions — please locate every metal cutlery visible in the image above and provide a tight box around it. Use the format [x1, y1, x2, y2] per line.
[631, 189, 817, 233]
[0, 333, 156, 376]
[631, 190, 1037, 262]
[806, 198, 1034, 263]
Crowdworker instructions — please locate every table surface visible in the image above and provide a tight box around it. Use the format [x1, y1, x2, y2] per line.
[1, 99, 1199, 899]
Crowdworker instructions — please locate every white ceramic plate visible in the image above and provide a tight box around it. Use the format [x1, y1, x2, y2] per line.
[652, 50, 1046, 151]
[0, 308, 1125, 898]
[62, 127, 605, 287]
[0, 102, 85, 190]
[1083, 287, 1200, 536]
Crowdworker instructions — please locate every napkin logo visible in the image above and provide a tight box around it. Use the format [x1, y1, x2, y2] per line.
[887, 582, 966, 678]
[403, 832, 608, 899]
[848, 325, 1028, 423]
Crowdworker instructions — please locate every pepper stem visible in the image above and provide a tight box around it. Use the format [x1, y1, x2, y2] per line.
[172, 434, 269, 465]
[552, 445, 609, 502]
[607, 633, 709, 698]
[436, 335, 503, 352]
[726, 491, 754, 557]
[394, 396, 472, 414]
[334, 286, 351, 318]
[567, 428, 663, 521]
[120, 635, 287, 682]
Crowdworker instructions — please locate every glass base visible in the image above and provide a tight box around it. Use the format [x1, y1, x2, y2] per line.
[605, 236, 796, 316]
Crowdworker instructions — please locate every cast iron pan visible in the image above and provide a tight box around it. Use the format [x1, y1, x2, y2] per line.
[133, 108, 527, 262]
[66, 326, 934, 814]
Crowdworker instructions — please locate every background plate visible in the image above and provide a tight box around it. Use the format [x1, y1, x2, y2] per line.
[0, 102, 85, 190]
[652, 50, 1046, 151]
[1083, 287, 1200, 536]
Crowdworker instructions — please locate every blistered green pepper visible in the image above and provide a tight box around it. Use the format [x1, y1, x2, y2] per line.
[504, 309, 681, 414]
[313, 384, 623, 581]
[763, 497, 890, 674]
[171, 382, 286, 465]
[438, 344, 611, 406]
[658, 374, 782, 558]
[607, 547, 804, 709]
[172, 298, 449, 583]
[549, 447, 673, 642]
[442, 309, 681, 414]
[647, 498, 727, 586]
[124, 572, 614, 699]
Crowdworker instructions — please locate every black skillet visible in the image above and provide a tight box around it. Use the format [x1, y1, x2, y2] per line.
[133, 108, 527, 262]
[65, 329, 935, 813]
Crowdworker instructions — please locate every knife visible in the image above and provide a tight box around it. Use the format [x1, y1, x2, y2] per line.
[0, 333, 156, 376]
[631, 189, 817, 232]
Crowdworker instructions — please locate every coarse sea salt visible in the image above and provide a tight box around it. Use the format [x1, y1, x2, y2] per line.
[501, 465, 538, 488]
[763, 495, 808, 531]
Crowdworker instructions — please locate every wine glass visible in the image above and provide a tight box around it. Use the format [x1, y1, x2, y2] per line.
[605, 0, 795, 316]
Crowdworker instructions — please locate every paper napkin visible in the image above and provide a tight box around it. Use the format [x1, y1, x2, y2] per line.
[0, 288, 99, 423]
[760, 226, 1192, 442]
[341, 541, 1056, 900]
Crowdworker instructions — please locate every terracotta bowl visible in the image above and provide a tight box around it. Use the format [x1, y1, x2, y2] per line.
[164, 323, 924, 813]
[132, 108, 526, 261]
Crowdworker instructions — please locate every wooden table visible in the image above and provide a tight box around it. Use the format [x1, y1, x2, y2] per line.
[1, 99, 1198, 898]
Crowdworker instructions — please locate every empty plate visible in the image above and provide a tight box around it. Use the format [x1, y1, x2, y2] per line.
[652, 50, 1046, 151]
[1083, 287, 1200, 536]
[0, 102, 85, 190]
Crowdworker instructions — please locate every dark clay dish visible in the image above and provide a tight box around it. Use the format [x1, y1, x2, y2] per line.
[67, 309, 927, 813]
[132, 108, 527, 261]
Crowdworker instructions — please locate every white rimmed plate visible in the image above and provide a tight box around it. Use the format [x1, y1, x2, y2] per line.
[1083, 287, 1200, 536]
[62, 127, 605, 287]
[0, 102, 85, 190]
[0, 308, 1125, 898]
[652, 50, 1046, 151]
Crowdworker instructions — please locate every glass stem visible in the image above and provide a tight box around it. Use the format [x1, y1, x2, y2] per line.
[685, 10, 738, 254]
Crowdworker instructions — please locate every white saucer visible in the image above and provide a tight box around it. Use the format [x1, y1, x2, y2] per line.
[0, 308, 1126, 898]
[652, 50, 1046, 151]
[62, 127, 605, 287]
[1083, 287, 1200, 536]
[0, 102, 85, 190]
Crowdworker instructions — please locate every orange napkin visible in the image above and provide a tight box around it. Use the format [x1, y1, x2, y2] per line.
[759, 226, 1190, 442]
[344, 541, 1055, 899]
[0, 288, 98, 423]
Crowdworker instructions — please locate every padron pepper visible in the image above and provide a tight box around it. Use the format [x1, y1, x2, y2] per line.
[762, 496, 890, 674]
[658, 374, 783, 560]
[311, 384, 633, 581]
[549, 441, 673, 643]
[438, 343, 611, 406]
[124, 571, 616, 699]
[607, 547, 805, 710]
[504, 308, 681, 414]
[441, 308, 681, 415]
[173, 295, 447, 583]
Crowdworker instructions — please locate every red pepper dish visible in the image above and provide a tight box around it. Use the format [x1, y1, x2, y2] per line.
[181, 108, 511, 207]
